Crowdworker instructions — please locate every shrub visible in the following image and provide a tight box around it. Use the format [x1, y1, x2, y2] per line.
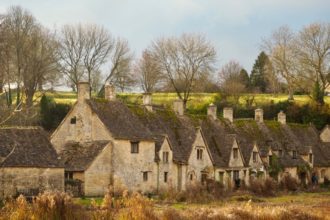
[40, 94, 71, 130]
[280, 174, 299, 192]
[248, 177, 278, 197]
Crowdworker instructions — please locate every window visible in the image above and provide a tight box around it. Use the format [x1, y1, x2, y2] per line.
[65, 171, 73, 180]
[143, 172, 148, 181]
[190, 173, 194, 181]
[233, 170, 239, 180]
[292, 150, 297, 159]
[309, 153, 313, 163]
[164, 172, 168, 183]
[321, 169, 326, 178]
[233, 148, 238, 159]
[197, 149, 203, 160]
[269, 155, 273, 165]
[70, 117, 76, 124]
[201, 173, 207, 184]
[253, 152, 257, 162]
[163, 152, 169, 163]
[219, 172, 224, 184]
[131, 142, 139, 153]
[278, 149, 283, 157]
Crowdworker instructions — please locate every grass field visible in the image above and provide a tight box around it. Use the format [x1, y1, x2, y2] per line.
[43, 91, 330, 107]
[71, 191, 330, 219]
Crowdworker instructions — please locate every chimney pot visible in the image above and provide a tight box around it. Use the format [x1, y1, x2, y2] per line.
[105, 83, 116, 101]
[223, 107, 233, 123]
[173, 100, 184, 116]
[207, 103, 217, 120]
[77, 82, 90, 102]
[277, 110, 286, 125]
[255, 108, 264, 122]
[143, 93, 153, 112]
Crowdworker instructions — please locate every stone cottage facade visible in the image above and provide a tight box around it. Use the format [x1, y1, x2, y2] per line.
[0, 127, 64, 199]
[50, 82, 330, 196]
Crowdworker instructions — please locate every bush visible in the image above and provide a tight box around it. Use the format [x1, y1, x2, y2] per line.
[248, 177, 278, 197]
[40, 95, 71, 130]
[280, 174, 299, 192]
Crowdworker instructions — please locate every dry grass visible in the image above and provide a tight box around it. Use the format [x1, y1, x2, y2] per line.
[1, 190, 329, 220]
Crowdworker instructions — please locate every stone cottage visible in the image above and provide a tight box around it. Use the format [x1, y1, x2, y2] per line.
[51, 82, 330, 196]
[0, 127, 64, 199]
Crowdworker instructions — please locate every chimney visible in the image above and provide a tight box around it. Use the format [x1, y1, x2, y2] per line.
[207, 103, 217, 120]
[223, 107, 233, 123]
[255, 108, 263, 122]
[277, 110, 286, 125]
[77, 82, 90, 102]
[143, 93, 153, 112]
[105, 83, 116, 101]
[173, 99, 184, 116]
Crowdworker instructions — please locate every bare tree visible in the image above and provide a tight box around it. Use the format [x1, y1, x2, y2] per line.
[262, 26, 298, 100]
[218, 60, 246, 104]
[22, 27, 58, 106]
[3, 6, 36, 106]
[295, 23, 330, 104]
[152, 33, 216, 109]
[58, 24, 86, 91]
[83, 24, 112, 89]
[135, 49, 162, 93]
[101, 38, 132, 92]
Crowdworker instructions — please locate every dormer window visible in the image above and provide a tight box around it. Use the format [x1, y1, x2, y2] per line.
[278, 149, 283, 157]
[233, 148, 238, 159]
[197, 149, 203, 160]
[163, 152, 169, 163]
[131, 142, 139, 153]
[292, 150, 297, 159]
[253, 152, 257, 162]
[309, 153, 313, 163]
[70, 117, 76, 124]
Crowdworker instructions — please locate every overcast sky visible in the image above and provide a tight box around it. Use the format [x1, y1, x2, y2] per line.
[0, 0, 329, 72]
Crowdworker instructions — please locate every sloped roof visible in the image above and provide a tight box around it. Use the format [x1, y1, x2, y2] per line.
[131, 106, 197, 163]
[201, 118, 247, 167]
[87, 99, 153, 141]
[58, 141, 109, 171]
[0, 127, 61, 168]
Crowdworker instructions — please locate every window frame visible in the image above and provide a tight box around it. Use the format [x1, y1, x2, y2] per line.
[143, 171, 148, 182]
[278, 149, 283, 157]
[65, 171, 73, 180]
[163, 151, 169, 163]
[233, 148, 238, 159]
[233, 170, 239, 180]
[292, 150, 297, 159]
[131, 141, 139, 154]
[252, 151, 257, 162]
[309, 153, 313, 163]
[70, 117, 77, 124]
[164, 172, 168, 183]
[197, 148, 203, 160]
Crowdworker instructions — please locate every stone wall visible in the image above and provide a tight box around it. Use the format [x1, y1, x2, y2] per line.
[51, 101, 111, 153]
[186, 130, 214, 184]
[84, 144, 112, 196]
[320, 126, 330, 142]
[157, 138, 179, 191]
[112, 139, 157, 192]
[0, 167, 64, 199]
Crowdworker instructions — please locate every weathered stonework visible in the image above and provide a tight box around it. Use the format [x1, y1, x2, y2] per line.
[0, 168, 64, 199]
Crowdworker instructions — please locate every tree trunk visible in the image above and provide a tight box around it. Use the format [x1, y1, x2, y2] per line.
[288, 87, 294, 101]
[16, 83, 21, 107]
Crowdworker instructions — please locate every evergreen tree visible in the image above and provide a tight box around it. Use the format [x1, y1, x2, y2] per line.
[312, 80, 324, 105]
[239, 68, 250, 89]
[40, 95, 55, 130]
[250, 51, 271, 93]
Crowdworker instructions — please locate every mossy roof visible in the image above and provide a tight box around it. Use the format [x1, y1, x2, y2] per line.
[0, 127, 61, 168]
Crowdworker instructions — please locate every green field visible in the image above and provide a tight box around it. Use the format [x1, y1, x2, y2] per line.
[43, 91, 330, 107]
